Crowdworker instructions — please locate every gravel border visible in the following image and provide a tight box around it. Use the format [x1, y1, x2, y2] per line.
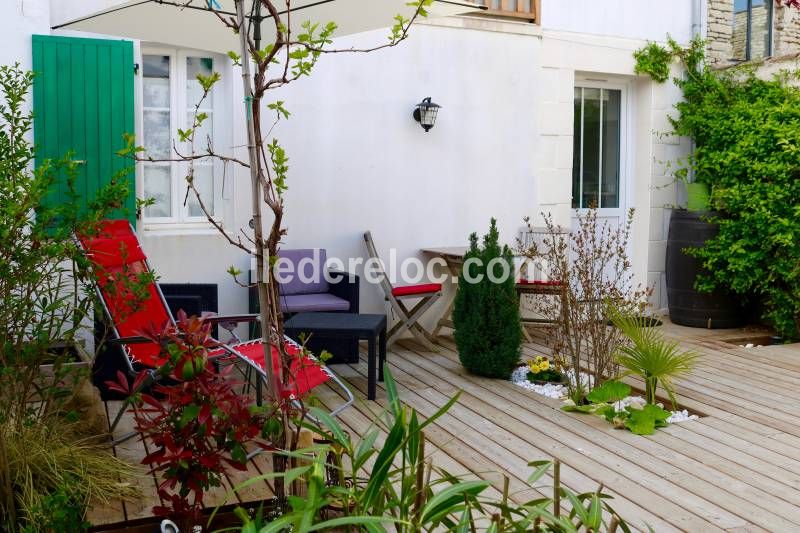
[510, 366, 698, 424]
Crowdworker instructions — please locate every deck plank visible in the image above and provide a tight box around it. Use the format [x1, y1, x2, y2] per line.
[104, 401, 162, 521]
[83, 403, 128, 526]
[428, 333, 800, 531]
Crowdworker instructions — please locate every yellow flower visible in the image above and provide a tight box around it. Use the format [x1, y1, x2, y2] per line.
[528, 361, 541, 373]
[540, 359, 550, 370]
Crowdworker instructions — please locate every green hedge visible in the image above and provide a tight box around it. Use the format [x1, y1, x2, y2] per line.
[636, 37, 800, 338]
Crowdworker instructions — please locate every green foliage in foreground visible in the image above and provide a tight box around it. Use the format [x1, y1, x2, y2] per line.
[453, 218, 523, 378]
[0, 63, 137, 531]
[20, 476, 91, 533]
[634, 36, 800, 339]
[223, 368, 636, 532]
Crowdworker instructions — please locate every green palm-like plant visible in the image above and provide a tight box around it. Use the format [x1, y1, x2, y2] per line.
[612, 313, 700, 408]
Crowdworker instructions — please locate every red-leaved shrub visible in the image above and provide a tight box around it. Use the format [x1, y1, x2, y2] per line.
[107, 311, 268, 521]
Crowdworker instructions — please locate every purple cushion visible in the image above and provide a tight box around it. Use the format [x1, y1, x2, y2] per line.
[279, 293, 351, 314]
[277, 249, 330, 296]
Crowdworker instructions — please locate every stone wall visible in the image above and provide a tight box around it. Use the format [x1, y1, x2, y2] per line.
[773, 1, 800, 56]
[707, 0, 800, 66]
[707, 0, 734, 65]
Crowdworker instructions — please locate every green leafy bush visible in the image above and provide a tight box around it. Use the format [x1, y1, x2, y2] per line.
[0, 63, 136, 531]
[20, 476, 91, 533]
[635, 37, 800, 339]
[452, 219, 522, 378]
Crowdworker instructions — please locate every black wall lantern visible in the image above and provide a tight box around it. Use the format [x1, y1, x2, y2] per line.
[413, 97, 440, 132]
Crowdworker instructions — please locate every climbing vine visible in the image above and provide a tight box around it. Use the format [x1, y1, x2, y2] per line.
[635, 37, 800, 339]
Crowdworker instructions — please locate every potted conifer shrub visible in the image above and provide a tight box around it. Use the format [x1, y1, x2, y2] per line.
[452, 219, 522, 378]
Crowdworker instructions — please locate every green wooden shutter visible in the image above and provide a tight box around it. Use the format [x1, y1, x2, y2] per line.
[32, 35, 136, 223]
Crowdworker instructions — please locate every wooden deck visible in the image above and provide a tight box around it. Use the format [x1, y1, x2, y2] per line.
[89, 320, 800, 532]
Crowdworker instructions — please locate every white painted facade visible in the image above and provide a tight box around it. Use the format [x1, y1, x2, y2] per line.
[8, 0, 697, 328]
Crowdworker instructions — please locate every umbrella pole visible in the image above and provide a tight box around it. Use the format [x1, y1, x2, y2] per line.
[235, 0, 278, 399]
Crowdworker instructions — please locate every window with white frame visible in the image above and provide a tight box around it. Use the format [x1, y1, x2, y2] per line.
[572, 87, 622, 209]
[141, 50, 223, 224]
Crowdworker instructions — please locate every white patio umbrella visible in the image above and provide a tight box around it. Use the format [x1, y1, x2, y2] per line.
[53, 0, 484, 54]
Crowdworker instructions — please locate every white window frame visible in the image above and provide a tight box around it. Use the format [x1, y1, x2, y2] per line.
[138, 46, 228, 230]
[572, 79, 630, 217]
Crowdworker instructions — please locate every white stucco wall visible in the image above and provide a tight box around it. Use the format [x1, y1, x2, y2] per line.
[1, 1, 50, 71]
[542, 0, 696, 44]
[268, 18, 542, 321]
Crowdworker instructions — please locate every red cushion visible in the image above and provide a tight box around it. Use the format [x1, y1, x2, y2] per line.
[79, 220, 170, 368]
[391, 283, 442, 297]
[97, 264, 170, 367]
[518, 279, 563, 286]
[84, 236, 147, 268]
[212, 341, 330, 398]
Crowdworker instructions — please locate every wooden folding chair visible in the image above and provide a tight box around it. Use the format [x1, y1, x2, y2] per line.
[516, 279, 567, 342]
[363, 231, 442, 349]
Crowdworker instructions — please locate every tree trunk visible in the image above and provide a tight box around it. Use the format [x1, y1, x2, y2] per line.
[234, 0, 287, 503]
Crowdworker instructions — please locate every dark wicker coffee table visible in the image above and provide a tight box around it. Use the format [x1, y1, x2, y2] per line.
[284, 312, 387, 400]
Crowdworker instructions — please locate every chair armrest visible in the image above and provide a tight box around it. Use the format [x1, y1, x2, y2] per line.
[203, 313, 260, 325]
[107, 335, 153, 346]
[328, 271, 359, 313]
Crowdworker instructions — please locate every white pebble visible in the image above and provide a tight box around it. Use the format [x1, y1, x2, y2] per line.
[510, 366, 699, 425]
[510, 366, 568, 399]
[667, 409, 699, 424]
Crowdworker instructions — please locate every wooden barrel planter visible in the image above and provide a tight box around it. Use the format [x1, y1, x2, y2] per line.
[666, 210, 745, 329]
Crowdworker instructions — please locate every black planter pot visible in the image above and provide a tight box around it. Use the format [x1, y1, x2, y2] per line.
[666, 210, 746, 329]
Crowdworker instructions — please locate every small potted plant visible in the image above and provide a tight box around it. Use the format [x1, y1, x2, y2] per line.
[526, 356, 566, 385]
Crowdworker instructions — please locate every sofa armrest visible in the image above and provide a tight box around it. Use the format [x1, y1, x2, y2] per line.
[328, 270, 359, 313]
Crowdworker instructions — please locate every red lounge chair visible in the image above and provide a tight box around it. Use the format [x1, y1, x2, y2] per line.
[78, 220, 354, 437]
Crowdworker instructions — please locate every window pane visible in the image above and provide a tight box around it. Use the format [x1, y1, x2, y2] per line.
[572, 88, 582, 209]
[186, 57, 214, 107]
[733, 1, 772, 61]
[144, 76, 170, 109]
[581, 88, 601, 208]
[143, 110, 171, 159]
[732, 1, 748, 61]
[143, 165, 172, 217]
[750, 1, 771, 60]
[143, 56, 170, 108]
[601, 89, 621, 208]
[186, 57, 215, 219]
[187, 165, 214, 217]
[143, 54, 170, 78]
